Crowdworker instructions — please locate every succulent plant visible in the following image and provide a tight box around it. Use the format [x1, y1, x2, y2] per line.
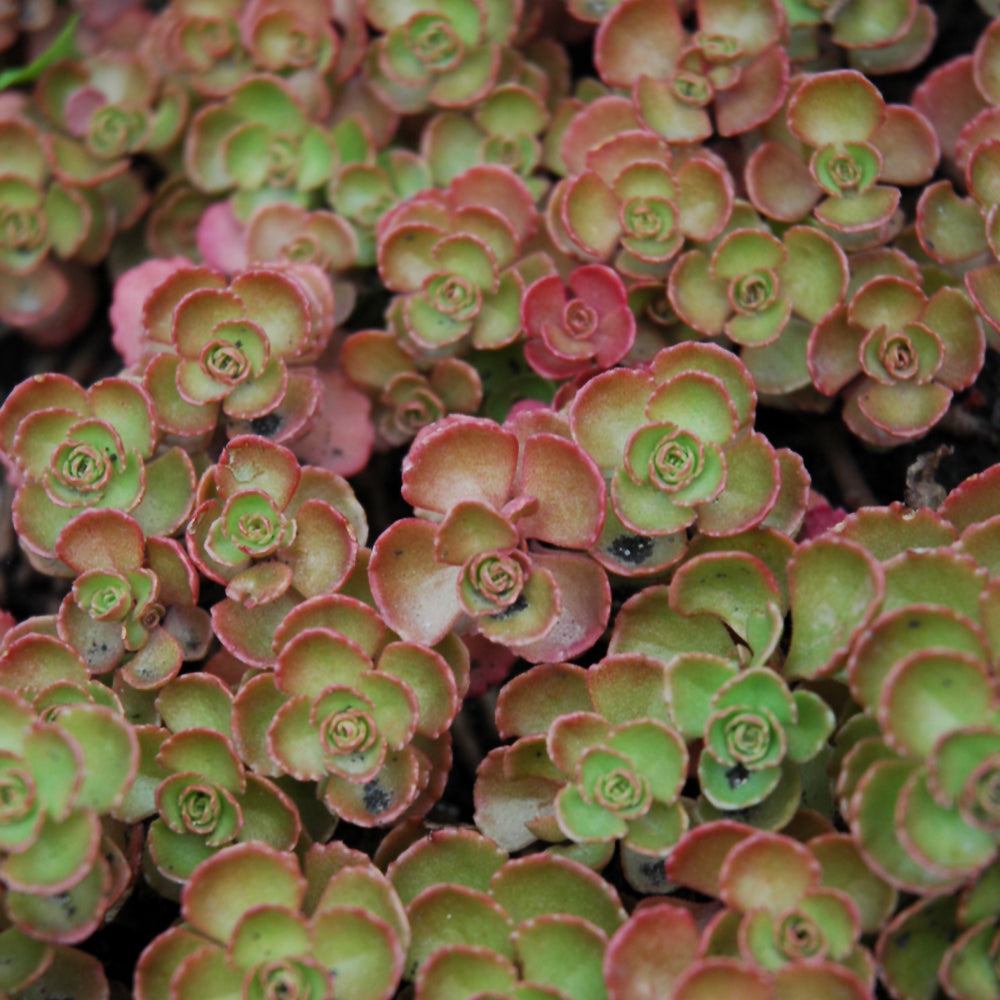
[362, 0, 522, 114]
[0, 374, 196, 571]
[134, 840, 410, 1000]
[34, 50, 187, 160]
[692, 667, 834, 817]
[0, 679, 138, 944]
[376, 164, 537, 355]
[230, 592, 468, 827]
[747, 68, 940, 245]
[877, 862, 1000, 1000]
[668, 222, 849, 399]
[807, 275, 985, 445]
[182, 75, 346, 217]
[567, 342, 787, 577]
[782, 0, 937, 74]
[521, 264, 636, 381]
[340, 328, 483, 448]
[593, 0, 791, 143]
[545, 125, 733, 280]
[0, 107, 140, 342]
[117, 711, 301, 886]
[385, 827, 626, 998]
[186, 434, 367, 612]
[421, 83, 552, 198]
[136, 262, 337, 445]
[4, 2, 1000, 997]
[327, 147, 434, 267]
[475, 655, 689, 888]
[54, 508, 210, 689]
[369, 413, 610, 663]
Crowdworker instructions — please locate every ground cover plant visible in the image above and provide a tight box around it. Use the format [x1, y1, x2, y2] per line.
[2, 0, 1000, 997]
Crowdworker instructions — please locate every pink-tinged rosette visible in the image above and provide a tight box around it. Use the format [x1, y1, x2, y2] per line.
[186, 435, 367, 620]
[0, 374, 195, 572]
[139, 263, 336, 445]
[807, 275, 985, 445]
[522, 264, 635, 380]
[569, 343, 786, 576]
[231, 593, 468, 827]
[369, 414, 610, 663]
[595, 0, 790, 142]
[55, 509, 211, 689]
[746, 69, 938, 242]
[545, 124, 733, 281]
[376, 165, 536, 355]
[135, 841, 408, 1000]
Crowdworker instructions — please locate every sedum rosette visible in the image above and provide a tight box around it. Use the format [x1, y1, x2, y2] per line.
[376, 164, 537, 356]
[136, 261, 337, 445]
[521, 264, 636, 381]
[0, 374, 195, 571]
[362, 0, 522, 114]
[475, 655, 690, 890]
[117, 716, 300, 887]
[369, 412, 610, 664]
[231, 592, 469, 827]
[545, 124, 733, 281]
[568, 342, 786, 575]
[135, 840, 409, 1000]
[807, 274, 985, 445]
[595, 0, 791, 142]
[0, 670, 138, 944]
[54, 509, 211, 689]
[186, 434, 367, 611]
[746, 68, 939, 241]
[385, 827, 625, 999]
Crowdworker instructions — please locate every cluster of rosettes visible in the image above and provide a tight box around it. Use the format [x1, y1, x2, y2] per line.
[6, 0, 998, 456]
[0, 357, 467, 989]
[0, 374, 196, 570]
[602, 821, 896, 1000]
[6, 0, 1000, 998]
[769, 467, 1000, 1000]
[475, 631, 833, 892]
[135, 841, 410, 1000]
[365, 340, 807, 673]
[0, 628, 139, 993]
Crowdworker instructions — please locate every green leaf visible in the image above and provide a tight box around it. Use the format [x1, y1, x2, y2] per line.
[229, 907, 311, 967]
[405, 885, 514, 979]
[785, 689, 836, 763]
[698, 752, 782, 810]
[556, 782, 628, 843]
[490, 853, 625, 935]
[5, 860, 108, 943]
[1, 808, 100, 892]
[417, 947, 518, 1000]
[56, 705, 138, 813]
[515, 915, 608, 1000]
[878, 895, 959, 1000]
[0, 15, 80, 91]
[387, 828, 506, 905]
[0, 926, 50, 993]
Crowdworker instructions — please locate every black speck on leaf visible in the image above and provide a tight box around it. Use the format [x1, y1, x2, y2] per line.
[726, 763, 750, 788]
[489, 594, 528, 621]
[609, 534, 653, 565]
[250, 413, 282, 437]
[363, 780, 392, 815]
